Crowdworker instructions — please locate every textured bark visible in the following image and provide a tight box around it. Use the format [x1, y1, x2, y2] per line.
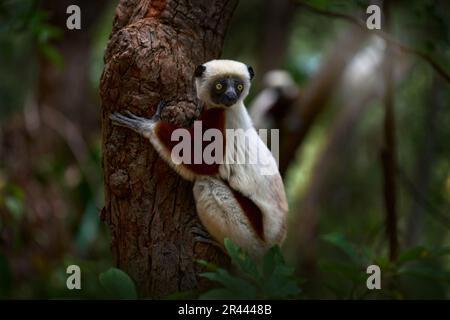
[100, 0, 237, 297]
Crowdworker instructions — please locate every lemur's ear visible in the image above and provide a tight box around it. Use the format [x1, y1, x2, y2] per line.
[194, 65, 206, 78]
[247, 66, 255, 80]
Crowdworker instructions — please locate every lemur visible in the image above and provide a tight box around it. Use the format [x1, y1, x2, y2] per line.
[110, 59, 288, 259]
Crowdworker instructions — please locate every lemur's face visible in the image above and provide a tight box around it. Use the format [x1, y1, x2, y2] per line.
[209, 75, 245, 107]
[195, 59, 254, 109]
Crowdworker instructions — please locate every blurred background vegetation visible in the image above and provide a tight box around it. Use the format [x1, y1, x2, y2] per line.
[0, 0, 449, 299]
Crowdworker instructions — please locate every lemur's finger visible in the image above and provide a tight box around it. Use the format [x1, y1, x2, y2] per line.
[153, 101, 166, 120]
[124, 110, 147, 121]
[110, 113, 142, 130]
[156, 101, 166, 111]
[110, 113, 128, 124]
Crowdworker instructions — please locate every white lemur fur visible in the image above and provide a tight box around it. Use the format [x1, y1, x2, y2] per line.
[110, 59, 288, 259]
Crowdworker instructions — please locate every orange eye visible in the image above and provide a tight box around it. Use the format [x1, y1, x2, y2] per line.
[237, 84, 244, 91]
[215, 83, 223, 91]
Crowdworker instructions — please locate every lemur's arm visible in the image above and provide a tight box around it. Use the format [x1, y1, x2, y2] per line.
[110, 102, 223, 181]
[109, 101, 165, 139]
[110, 102, 195, 181]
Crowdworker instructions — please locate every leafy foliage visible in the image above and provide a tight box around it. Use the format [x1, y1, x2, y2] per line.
[99, 268, 138, 299]
[198, 239, 302, 300]
[320, 232, 450, 299]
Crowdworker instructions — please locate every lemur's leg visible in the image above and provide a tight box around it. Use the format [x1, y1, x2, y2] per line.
[191, 225, 223, 250]
[193, 177, 265, 259]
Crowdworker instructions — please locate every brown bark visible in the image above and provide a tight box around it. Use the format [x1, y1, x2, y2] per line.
[100, 0, 237, 297]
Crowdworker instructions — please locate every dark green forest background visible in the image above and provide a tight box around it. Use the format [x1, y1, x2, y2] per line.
[0, 0, 449, 299]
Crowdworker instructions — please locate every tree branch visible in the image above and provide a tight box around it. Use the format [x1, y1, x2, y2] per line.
[294, 1, 450, 84]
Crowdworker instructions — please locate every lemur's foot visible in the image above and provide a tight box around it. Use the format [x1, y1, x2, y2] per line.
[110, 111, 152, 136]
[192, 226, 222, 249]
[153, 101, 166, 121]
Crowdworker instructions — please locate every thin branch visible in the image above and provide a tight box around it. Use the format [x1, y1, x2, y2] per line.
[294, 1, 450, 84]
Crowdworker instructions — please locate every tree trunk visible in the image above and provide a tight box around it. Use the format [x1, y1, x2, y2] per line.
[99, 0, 237, 298]
[257, 0, 295, 77]
[278, 26, 366, 175]
[380, 0, 399, 262]
[405, 75, 443, 246]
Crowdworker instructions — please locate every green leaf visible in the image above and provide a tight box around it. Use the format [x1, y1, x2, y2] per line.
[431, 246, 450, 257]
[224, 238, 259, 279]
[263, 246, 285, 278]
[199, 288, 237, 300]
[196, 259, 219, 271]
[75, 201, 99, 255]
[399, 266, 450, 283]
[397, 246, 428, 265]
[2, 185, 24, 220]
[39, 43, 64, 68]
[99, 268, 138, 299]
[303, 0, 328, 10]
[263, 265, 301, 298]
[321, 233, 361, 265]
[4, 196, 23, 219]
[200, 269, 258, 299]
[35, 23, 62, 43]
[319, 260, 364, 283]
[200, 241, 301, 299]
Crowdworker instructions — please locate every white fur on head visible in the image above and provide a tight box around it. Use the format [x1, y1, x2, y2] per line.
[195, 59, 252, 109]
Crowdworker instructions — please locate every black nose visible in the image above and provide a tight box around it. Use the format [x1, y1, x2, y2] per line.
[225, 91, 237, 100]
[224, 91, 238, 104]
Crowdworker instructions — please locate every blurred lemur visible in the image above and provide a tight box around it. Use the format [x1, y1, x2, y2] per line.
[110, 60, 288, 259]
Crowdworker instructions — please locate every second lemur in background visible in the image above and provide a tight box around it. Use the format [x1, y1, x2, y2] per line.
[110, 60, 288, 259]
[249, 70, 299, 131]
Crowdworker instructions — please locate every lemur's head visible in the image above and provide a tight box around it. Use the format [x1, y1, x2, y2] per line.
[194, 59, 254, 109]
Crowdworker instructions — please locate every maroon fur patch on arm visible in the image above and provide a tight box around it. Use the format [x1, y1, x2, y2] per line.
[154, 108, 226, 176]
[232, 188, 264, 241]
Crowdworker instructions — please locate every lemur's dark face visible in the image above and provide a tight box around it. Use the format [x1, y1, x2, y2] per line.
[209, 76, 245, 107]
